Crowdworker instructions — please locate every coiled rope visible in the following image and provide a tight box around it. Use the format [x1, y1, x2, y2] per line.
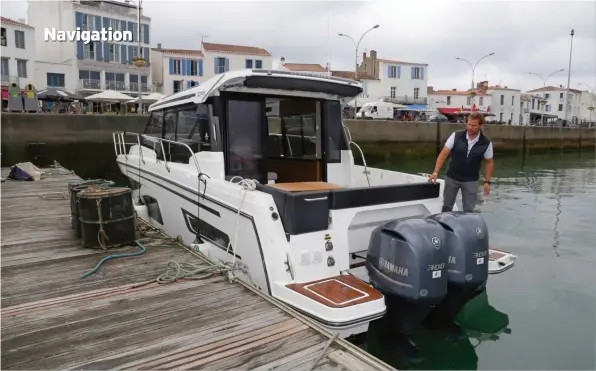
[80, 176, 258, 286]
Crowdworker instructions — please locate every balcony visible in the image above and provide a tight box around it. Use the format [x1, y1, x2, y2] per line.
[80, 79, 101, 90]
[78, 79, 154, 93]
[523, 108, 529, 113]
[105, 80, 127, 91]
[129, 82, 151, 93]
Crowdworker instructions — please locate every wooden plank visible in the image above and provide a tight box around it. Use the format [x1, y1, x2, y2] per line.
[0, 168, 393, 371]
[269, 182, 343, 192]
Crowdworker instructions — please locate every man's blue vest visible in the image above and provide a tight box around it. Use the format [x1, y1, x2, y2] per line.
[446, 130, 491, 182]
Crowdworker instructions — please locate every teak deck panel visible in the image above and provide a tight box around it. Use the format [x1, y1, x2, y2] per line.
[269, 181, 344, 192]
[286, 274, 384, 308]
[0, 166, 394, 371]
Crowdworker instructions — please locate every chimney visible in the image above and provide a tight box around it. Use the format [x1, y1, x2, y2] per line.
[560, 84, 563, 88]
[370, 50, 377, 60]
[362, 52, 367, 60]
[280, 56, 285, 63]
[157, 43, 162, 50]
[452, 89, 457, 91]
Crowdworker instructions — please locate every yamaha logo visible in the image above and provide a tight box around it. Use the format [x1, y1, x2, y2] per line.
[431, 237, 441, 248]
[465, 274, 473, 281]
[419, 289, 428, 297]
[475, 227, 483, 237]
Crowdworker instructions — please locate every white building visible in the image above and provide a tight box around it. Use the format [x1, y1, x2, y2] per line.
[151, 41, 272, 96]
[429, 81, 529, 125]
[1, 17, 36, 92]
[357, 50, 428, 107]
[578, 90, 596, 124]
[485, 85, 522, 124]
[27, 0, 152, 97]
[202, 41, 272, 76]
[151, 46, 204, 95]
[526, 85, 583, 123]
[429, 89, 491, 112]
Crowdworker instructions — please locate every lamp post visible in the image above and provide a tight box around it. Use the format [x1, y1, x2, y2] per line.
[528, 69, 564, 125]
[338, 24, 380, 115]
[564, 29, 574, 123]
[578, 83, 595, 125]
[455, 53, 494, 113]
[455, 52, 495, 90]
[136, 0, 143, 114]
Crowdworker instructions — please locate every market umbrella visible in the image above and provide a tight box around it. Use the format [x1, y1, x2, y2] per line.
[37, 87, 81, 101]
[85, 90, 133, 102]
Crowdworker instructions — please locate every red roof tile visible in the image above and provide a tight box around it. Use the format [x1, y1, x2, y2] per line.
[431, 89, 488, 96]
[155, 48, 204, 57]
[377, 58, 428, 66]
[282, 63, 327, 72]
[0, 16, 34, 29]
[527, 85, 582, 94]
[202, 42, 271, 56]
[331, 70, 378, 81]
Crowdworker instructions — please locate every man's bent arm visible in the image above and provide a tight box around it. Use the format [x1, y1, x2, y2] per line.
[433, 147, 451, 174]
[484, 158, 494, 182]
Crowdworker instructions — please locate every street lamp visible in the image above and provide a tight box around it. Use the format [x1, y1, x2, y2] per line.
[528, 69, 564, 125]
[578, 83, 595, 125]
[338, 24, 380, 114]
[135, 0, 144, 113]
[455, 53, 494, 113]
[455, 52, 495, 90]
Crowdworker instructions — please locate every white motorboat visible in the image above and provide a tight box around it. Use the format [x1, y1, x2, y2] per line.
[113, 69, 516, 339]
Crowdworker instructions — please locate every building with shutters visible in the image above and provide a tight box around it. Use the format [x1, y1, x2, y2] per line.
[1, 17, 36, 100]
[151, 41, 272, 96]
[27, 0, 152, 97]
[357, 50, 428, 106]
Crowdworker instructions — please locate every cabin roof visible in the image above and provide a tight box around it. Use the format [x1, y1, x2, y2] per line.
[149, 69, 363, 112]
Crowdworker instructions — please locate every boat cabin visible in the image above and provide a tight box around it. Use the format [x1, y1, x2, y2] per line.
[143, 70, 360, 185]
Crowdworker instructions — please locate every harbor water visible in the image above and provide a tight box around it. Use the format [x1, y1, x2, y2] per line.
[21, 145, 596, 370]
[362, 150, 596, 370]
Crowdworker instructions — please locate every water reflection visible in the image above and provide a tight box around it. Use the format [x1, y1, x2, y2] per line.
[362, 288, 510, 370]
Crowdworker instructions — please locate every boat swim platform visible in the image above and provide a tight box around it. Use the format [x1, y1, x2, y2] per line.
[0, 166, 395, 371]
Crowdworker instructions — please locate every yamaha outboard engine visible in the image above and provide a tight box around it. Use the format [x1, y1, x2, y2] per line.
[366, 218, 448, 340]
[425, 211, 489, 325]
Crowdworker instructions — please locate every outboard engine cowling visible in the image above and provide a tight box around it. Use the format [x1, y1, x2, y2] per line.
[427, 212, 489, 290]
[425, 211, 490, 325]
[366, 218, 448, 337]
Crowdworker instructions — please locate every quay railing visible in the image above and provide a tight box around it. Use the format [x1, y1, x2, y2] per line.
[112, 132, 201, 174]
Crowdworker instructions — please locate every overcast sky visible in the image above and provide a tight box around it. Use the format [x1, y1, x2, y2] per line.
[2, 0, 595, 92]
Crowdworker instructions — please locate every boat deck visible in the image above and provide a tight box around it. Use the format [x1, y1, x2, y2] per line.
[0, 166, 394, 371]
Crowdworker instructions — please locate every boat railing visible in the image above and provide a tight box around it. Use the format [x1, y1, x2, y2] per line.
[112, 132, 201, 174]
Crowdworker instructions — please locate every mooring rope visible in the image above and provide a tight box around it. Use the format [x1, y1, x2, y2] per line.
[96, 198, 112, 250]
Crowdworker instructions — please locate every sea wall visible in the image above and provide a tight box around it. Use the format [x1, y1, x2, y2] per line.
[343, 120, 595, 159]
[1, 113, 594, 166]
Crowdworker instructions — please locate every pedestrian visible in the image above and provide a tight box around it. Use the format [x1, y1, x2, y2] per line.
[429, 112, 494, 212]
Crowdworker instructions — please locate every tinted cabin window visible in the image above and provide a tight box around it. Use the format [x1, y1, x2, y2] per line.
[322, 100, 347, 163]
[163, 109, 177, 161]
[227, 99, 265, 182]
[144, 110, 163, 137]
[176, 105, 211, 155]
[142, 110, 164, 158]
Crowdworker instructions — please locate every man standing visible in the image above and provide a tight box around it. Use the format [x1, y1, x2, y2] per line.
[429, 112, 494, 212]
